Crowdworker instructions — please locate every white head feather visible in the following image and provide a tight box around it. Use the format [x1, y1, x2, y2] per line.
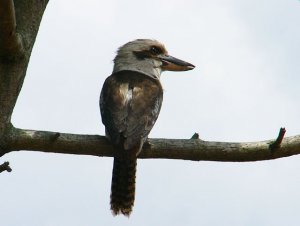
[113, 39, 168, 79]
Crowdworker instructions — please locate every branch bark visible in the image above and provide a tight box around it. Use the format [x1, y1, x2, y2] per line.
[0, 0, 48, 138]
[0, 0, 23, 58]
[1, 126, 299, 162]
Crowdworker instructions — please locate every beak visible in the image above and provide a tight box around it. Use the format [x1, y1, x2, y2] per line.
[159, 55, 195, 71]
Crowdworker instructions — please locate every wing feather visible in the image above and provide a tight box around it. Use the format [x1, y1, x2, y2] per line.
[100, 71, 163, 151]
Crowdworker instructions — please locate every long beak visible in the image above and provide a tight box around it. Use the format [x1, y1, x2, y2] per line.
[159, 55, 195, 71]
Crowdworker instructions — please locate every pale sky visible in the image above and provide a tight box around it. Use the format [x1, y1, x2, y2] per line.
[1, 0, 300, 225]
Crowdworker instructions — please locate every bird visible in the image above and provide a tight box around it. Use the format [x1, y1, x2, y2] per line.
[100, 39, 195, 216]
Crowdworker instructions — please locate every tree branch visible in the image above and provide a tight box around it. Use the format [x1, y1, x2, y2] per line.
[1, 127, 300, 162]
[0, 0, 23, 58]
[0, 0, 48, 134]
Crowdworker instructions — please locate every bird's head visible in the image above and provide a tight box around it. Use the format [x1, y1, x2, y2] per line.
[113, 39, 195, 79]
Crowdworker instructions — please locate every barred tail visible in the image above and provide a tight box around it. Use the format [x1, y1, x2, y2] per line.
[110, 156, 137, 216]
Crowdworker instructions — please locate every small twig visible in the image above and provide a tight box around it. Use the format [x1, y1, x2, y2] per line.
[0, 161, 12, 173]
[191, 133, 199, 139]
[269, 127, 286, 151]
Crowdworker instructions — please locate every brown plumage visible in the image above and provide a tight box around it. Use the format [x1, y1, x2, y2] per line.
[101, 71, 163, 216]
[100, 39, 194, 216]
[110, 153, 137, 215]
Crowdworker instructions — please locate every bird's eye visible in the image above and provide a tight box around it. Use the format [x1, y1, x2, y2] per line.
[150, 46, 161, 55]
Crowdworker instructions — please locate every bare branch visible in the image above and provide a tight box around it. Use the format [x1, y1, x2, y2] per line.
[0, 0, 23, 57]
[2, 127, 300, 162]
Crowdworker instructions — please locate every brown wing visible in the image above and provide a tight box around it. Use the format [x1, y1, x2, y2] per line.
[100, 70, 163, 151]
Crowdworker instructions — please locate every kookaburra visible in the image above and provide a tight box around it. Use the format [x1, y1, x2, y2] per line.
[100, 39, 195, 216]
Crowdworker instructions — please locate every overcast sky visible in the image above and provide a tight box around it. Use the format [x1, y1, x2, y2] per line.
[1, 0, 300, 225]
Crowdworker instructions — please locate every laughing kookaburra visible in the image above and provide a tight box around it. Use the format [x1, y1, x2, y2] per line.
[100, 39, 195, 216]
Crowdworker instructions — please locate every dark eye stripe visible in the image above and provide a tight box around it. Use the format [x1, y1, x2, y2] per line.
[133, 50, 151, 59]
[133, 46, 163, 60]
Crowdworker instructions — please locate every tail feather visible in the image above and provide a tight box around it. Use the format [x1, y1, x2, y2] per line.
[110, 156, 137, 216]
